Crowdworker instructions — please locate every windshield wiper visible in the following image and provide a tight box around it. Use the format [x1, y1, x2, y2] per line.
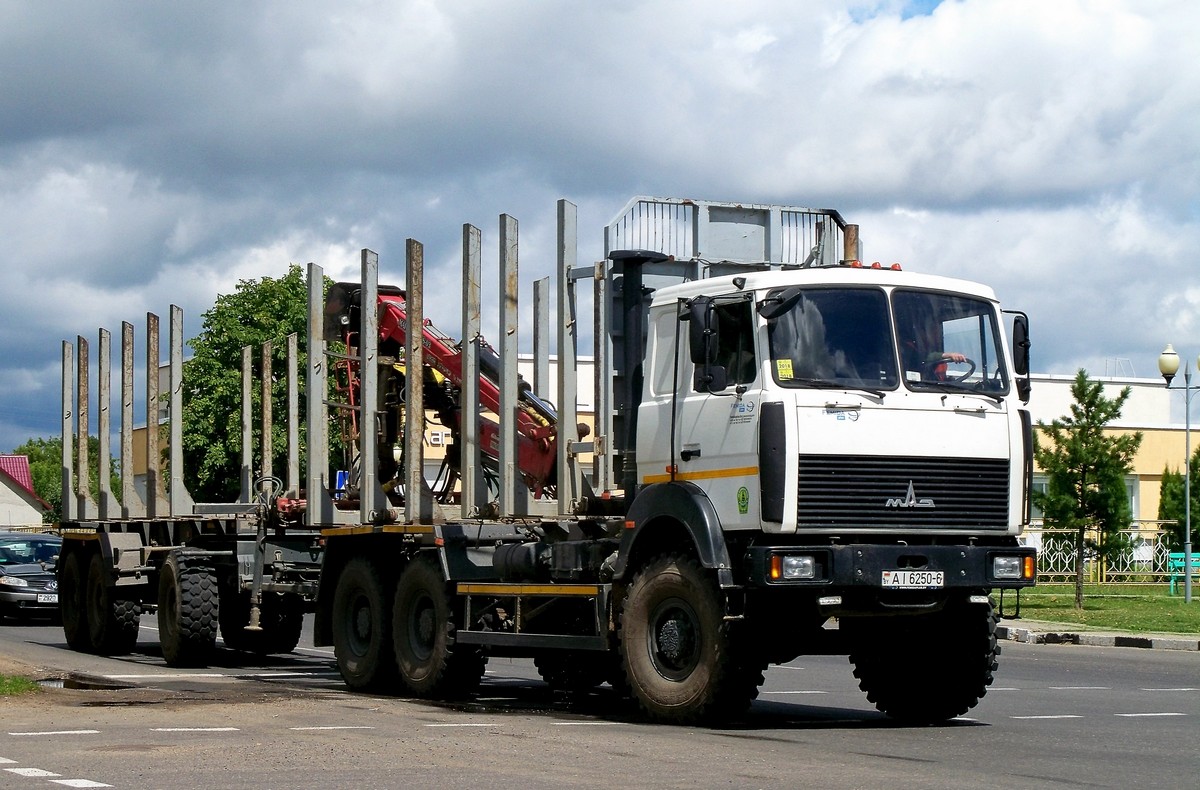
[790, 377, 886, 400]
[909, 380, 1003, 405]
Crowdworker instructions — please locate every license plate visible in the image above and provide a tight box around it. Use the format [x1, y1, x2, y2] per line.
[882, 570, 944, 589]
[37, 594, 58, 604]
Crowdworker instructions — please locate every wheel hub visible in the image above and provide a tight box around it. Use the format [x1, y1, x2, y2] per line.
[650, 601, 699, 679]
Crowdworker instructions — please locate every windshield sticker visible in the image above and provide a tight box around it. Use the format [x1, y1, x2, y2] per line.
[775, 359, 793, 380]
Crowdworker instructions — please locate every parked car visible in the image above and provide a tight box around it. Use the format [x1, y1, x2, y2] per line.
[0, 531, 61, 621]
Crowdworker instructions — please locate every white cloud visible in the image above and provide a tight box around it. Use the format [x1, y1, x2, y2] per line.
[1, 0, 1199, 449]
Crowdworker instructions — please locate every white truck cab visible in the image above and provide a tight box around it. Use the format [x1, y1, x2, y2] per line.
[637, 266, 1029, 539]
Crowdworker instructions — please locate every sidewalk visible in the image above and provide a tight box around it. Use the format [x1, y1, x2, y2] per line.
[995, 618, 1200, 651]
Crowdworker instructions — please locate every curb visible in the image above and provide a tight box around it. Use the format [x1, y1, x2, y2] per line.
[996, 622, 1200, 651]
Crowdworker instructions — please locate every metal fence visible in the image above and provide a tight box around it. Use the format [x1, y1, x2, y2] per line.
[1021, 520, 1181, 584]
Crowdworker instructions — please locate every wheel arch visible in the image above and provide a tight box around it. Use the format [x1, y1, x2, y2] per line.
[614, 482, 733, 586]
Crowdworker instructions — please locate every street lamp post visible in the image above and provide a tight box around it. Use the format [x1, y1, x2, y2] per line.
[1157, 344, 1194, 603]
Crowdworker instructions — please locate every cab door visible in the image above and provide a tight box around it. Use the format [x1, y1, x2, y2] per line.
[670, 296, 763, 530]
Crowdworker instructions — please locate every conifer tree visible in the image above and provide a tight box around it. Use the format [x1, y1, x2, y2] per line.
[1034, 370, 1142, 608]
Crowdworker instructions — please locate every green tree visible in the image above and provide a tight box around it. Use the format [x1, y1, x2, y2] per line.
[1033, 370, 1143, 608]
[1157, 448, 1200, 551]
[182, 265, 312, 503]
[10, 436, 119, 524]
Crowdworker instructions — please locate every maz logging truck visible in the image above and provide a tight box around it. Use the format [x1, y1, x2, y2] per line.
[57, 196, 1036, 724]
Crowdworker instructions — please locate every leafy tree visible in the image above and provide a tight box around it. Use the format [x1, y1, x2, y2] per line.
[1157, 448, 1200, 551]
[10, 436, 119, 524]
[182, 265, 313, 503]
[1033, 370, 1142, 608]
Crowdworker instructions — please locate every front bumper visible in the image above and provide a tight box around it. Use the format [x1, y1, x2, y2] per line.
[0, 588, 60, 616]
[745, 543, 1037, 590]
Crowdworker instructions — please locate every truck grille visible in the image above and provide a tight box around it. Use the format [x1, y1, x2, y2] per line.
[796, 454, 1009, 530]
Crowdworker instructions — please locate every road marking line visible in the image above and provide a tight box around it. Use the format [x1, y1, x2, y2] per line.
[759, 690, 829, 695]
[289, 726, 376, 731]
[1114, 712, 1186, 717]
[1142, 688, 1198, 692]
[988, 688, 1021, 691]
[0, 758, 15, 764]
[8, 730, 100, 737]
[552, 722, 617, 726]
[5, 767, 61, 777]
[107, 673, 225, 679]
[424, 723, 500, 728]
[50, 780, 113, 788]
[1049, 686, 1110, 690]
[1010, 715, 1083, 720]
[150, 727, 241, 732]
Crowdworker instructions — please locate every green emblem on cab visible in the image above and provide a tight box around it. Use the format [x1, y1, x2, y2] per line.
[737, 486, 750, 515]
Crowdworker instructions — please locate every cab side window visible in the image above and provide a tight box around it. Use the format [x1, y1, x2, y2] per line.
[714, 301, 757, 385]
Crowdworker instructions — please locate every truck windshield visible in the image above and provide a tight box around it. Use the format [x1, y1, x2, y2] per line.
[763, 286, 1010, 396]
[893, 289, 1009, 395]
[765, 288, 899, 390]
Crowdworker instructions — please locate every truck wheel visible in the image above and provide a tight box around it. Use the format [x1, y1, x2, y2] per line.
[534, 652, 612, 694]
[619, 555, 763, 724]
[220, 590, 304, 655]
[332, 558, 394, 691]
[848, 598, 999, 723]
[392, 557, 485, 698]
[218, 584, 253, 652]
[157, 554, 218, 667]
[86, 553, 141, 655]
[263, 593, 304, 654]
[59, 550, 92, 652]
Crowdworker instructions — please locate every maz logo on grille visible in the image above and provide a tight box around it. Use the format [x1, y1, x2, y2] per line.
[885, 480, 935, 509]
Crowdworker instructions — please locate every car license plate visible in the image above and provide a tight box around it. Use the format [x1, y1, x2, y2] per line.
[881, 570, 944, 589]
[37, 593, 59, 604]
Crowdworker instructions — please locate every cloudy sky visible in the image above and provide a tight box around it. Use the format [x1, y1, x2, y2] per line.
[2, 0, 1198, 452]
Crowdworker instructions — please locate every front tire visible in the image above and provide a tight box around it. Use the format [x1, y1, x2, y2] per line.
[847, 597, 1000, 723]
[619, 555, 762, 724]
[332, 558, 394, 691]
[392, 557, 485, 698]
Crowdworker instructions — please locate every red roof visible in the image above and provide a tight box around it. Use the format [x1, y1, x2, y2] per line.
[0, 455, 35, 495]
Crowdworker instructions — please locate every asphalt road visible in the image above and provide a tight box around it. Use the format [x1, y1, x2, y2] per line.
[0, 615, 1196, 789]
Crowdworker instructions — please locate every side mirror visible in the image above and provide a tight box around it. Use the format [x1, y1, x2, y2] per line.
[687, 299, 717, 364]
[1012, 313, 1030, 376]
[757, 286, 804, 320]
[686, 297, 728, 392]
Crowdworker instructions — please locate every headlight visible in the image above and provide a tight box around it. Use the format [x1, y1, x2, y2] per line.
[0, 576, 29, 588]
[770, 554, 816, 580]
[993, 556, 1022, 579]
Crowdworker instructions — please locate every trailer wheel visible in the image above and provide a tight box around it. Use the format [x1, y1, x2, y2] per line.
[263, 593, 304, 654]
[59, 549, 92, 652]
[619, 554, 763, 724]
[157, 554, 218, 667]
[392, 558, 485, 698]
[332, 558, 394, 691]
[220, 589, 304, 655]
[217, 584, 252, 652]
[86, 553, 141, 655]
[848, 597, 999, 723]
